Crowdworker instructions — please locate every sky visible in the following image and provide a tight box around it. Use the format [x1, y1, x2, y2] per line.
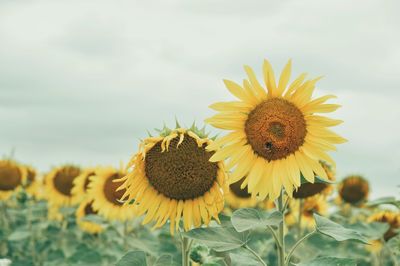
[1, 0, 399, 198]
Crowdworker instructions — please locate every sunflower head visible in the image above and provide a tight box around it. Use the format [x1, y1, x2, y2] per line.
[87, 166, 135, 221]
[76, 198, 104, 234]
[225, 177, 258, 210]
[0, 160, 27, 200]
[71, 168, 97, 204]
[338, 175, 369, 205]
[45, 165, 81, 206]
[293, 161, 336, 199]
[206, 59, 345, 200]
[368, 211, 400, 241]
[118, 126, 227, 234]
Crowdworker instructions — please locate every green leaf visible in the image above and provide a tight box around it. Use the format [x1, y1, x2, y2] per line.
[347, 222, 390, 240]
[388, 235, 400, 255]
[366, 197, 400, 208]
[116, 251, 147, 266]
[154, 254, 173, 266]
[314, 214, 369, 244]
[8, 230, 31, 241]
[231, 208, 282, 232]
[298, 257, 357, 266]
[184, 226, 249, 252]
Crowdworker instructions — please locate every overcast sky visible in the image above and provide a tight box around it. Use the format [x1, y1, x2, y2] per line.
[1, 0, 399, 198]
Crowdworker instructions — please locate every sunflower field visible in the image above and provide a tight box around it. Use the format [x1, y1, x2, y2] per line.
[1, 60, 399, 266]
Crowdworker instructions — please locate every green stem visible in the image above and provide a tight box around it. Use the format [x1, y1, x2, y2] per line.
[244, 245, 267, 266]
[266, 225, 281, 247]
[276, 190, 286, 266]
[296, 199, 303, 240]
[285, 230, 316, 265]
[180, 233, 192, 266]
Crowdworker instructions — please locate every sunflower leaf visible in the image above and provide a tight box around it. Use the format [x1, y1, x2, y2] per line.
[116, 251, 147, 266]
[314, 214, 369, 244]
[184, 224, 249, 252]
[297, 256, 357, 266]
[231, 208, 282, 232]
[347, 222, 390, 240]
[365, 197, 400, 208]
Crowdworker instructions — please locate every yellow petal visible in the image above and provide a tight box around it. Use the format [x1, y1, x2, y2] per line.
[276, 59, 292, 96]
[263, 59, 277, 96]
[243, 65, 268, 99]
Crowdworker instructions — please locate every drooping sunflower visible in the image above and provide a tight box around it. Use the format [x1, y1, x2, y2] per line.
[71, 167, 97, 204]
[44, 165, 81, 206]
[205, 59, 346, 200]
[337, 175, 369, 205]
[0, 160, 27, 200]
[292, 161, 335, 199]
[286, 195, 328, 229]
[87, 166, 136, 221]
[76, 198, 104, 234]
[117, 126, 228, 234]
[368, 211, 400, 242]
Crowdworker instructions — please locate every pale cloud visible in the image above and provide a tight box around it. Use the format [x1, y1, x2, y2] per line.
[1, 0, 399, 198]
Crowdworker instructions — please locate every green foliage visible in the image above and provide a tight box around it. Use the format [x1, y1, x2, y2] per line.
[231, 209, 282, 232]
[297, 256, 357, 266]
[116, 251, 147, 266]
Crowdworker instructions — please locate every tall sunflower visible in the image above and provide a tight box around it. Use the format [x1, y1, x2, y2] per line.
[205, 59, 345, 200]
[117, 127, 228, 234]
[337, 175, 369, 205]
[76, 198, 104, 234]
[45, 165, 81, 206]
[71, 168, 97, 204]
[87, 166, 135, 221]
[0, 160, 27, 200]
[292, 161, 335, 199]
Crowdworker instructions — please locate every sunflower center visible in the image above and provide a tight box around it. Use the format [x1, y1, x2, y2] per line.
[103, 173, 125, 205]
[145, 134, 218, 200]
[0, 165, 22, 191]
[53, 166, 81, 196]
[293, 183, 328, 199]
[340, 183, 368, 204]
[245, 98, 306, 161]
[229, 177, 251, 199]
[84, 201, 98, 215]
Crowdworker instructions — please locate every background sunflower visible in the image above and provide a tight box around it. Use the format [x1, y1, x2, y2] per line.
[0, 160, 27, 200]
[76, 198, 104, 234]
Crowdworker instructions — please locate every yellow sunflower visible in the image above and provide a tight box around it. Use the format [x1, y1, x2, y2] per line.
[225, 177, 259, 210]
[23, 165, 41, 198]
[76, 198, 104, 234]
[368, 211, 400, 242]
[117, 127, 228, 234]
[44, 165, 81, 206]
[71, 167, 97, 204]
[0, 160, 27, 200]
[87, 166, 136, 221]
[205, 59, 346, 200]
[286, 196, 328, 229]
[337, 175, 369, 205]
[292, 161, 335, 199]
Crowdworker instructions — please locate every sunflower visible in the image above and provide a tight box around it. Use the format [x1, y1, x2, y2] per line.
[23, 165, 41, 198]
[0, 160, 27, 200]
[286, 196, 328, 229]
[76, 198, 104, 234]
[71, 168, 97, 204]
[337, 175, 369, 205]
[205, 59, 346, 201]
[292, 161, 335, 199]
[368, 211, 400, 242]
[117, 127, 228, 234]
[44, 165, 81, 206]
[225, 177, 258, 210]
[87, 166, 136, 221]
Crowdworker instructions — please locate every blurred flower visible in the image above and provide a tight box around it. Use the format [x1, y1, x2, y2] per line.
[337, 175, 369, 206]
[76, 198, 103, 234]
[0, 160, 27, 201]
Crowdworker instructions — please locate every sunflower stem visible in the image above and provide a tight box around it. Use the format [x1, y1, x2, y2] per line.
[296, 199, 303, 240]
[276, 189, 286, 266]
[180, 230, 192, 266]
[285, 230, 315, 265]
[244, 245, 267, 266]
